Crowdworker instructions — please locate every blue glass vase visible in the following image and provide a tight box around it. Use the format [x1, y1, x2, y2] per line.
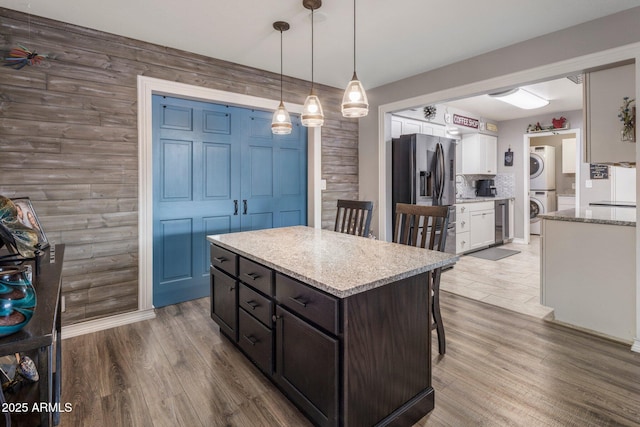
[0, 265, 36, 337]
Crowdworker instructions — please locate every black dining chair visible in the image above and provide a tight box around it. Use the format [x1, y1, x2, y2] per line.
[393, 203, 450, 355]
[334, 199, 373, 237]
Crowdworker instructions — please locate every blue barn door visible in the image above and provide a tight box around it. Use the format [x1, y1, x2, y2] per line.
[152, 95, 307, 307]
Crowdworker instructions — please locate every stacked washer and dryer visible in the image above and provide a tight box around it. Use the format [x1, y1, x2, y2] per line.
[529, 146, 556, 235]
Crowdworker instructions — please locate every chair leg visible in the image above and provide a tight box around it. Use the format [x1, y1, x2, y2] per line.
[432, 270, 446, 355]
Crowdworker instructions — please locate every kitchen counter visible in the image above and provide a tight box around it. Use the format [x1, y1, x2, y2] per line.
[455, 196, 514, 204]
[207, 225, 457, 298]
[539, 206, 636, 227]
[208, 225, 458, 426]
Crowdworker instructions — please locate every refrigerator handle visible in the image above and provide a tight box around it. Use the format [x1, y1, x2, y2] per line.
[435, 143, 445, 202]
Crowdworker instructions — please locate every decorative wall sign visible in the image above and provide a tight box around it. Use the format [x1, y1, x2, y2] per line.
[504, 148, 513, 166]
[452, 114, 479, 129]
[589, 164, 609, 179]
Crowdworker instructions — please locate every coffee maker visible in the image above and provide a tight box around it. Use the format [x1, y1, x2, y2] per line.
[475, 179, 497, 197]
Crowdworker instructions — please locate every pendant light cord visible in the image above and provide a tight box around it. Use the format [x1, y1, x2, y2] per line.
[279, 28, 284, 101]
[353, 0, 356, 74]
[311, 7, 315, 90]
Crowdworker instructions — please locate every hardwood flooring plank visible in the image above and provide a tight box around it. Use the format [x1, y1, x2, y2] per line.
[60, 333, 105, 427]
[145, 392, 205, 427]
[101, 386, 154, 427]
[60, 293, 640, 427]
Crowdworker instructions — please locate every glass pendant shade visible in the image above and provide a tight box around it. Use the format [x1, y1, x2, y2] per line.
[271, 21, 292, 135]
[272, 101, 292, 134]
[302, 90, 324, 127]
[341, 72, 369, 117]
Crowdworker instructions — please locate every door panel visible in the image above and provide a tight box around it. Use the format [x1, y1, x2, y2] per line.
[160, 140, 193, 201]
[159, 218, 192, 281]
[153, 96, 306, 307]
[203, 143, 231, 199]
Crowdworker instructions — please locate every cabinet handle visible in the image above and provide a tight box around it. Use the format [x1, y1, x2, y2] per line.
[242, 335, 257, 346]
[233, 200, 238, 215]
[245, 300, 259, 310]
[243, 200, 248, 215]
[461, 207, 466, 213]
[213, 256, 227, 263]
[461, 221, 465, 226]
[228, 285, 235, 292]
[244, 272, 259, 281]
[289, 296, 308, 308]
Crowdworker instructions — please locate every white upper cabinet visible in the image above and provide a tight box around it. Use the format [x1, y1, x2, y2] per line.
[584, 63, 636, 164]
[458, 134, 498, 175]
[391, 115, 448, 139]
[562, 138, 576, 173]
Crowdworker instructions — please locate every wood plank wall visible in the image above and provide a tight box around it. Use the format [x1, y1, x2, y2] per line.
[0, 8, 359, 325]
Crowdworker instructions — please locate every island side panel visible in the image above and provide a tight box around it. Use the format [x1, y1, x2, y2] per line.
[542, 219, 636, 342]
[342, 272, 432, 427]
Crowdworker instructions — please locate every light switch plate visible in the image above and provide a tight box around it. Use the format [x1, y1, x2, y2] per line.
[321, 179, 327, 190]
[585, 180, 593, 188]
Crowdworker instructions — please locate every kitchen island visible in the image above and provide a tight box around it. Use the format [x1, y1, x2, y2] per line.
[539, 207, 636, 344]
[207, 226, 458, 427]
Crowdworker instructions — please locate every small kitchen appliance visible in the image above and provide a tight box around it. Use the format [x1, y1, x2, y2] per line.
[475, 179, 497, 197]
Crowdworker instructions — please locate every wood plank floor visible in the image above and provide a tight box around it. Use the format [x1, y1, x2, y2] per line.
[60, 293, 640, 426]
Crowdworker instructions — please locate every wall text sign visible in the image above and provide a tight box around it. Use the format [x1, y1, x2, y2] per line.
[453, 114, 479, 129]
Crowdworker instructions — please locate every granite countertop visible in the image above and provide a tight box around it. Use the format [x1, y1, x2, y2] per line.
[207, 226, 458, 298]
[539, 206, 636, 227]
[455, 196, 514, 204]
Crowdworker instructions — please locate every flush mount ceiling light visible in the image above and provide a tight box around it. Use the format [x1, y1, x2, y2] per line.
[489, 88, 549, 110]
[301, 0, 324, 127]
[341, 0, 368, 118]
[271, 21, 292, 135]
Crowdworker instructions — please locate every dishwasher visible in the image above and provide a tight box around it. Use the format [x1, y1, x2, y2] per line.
[494, 199, 513, 245]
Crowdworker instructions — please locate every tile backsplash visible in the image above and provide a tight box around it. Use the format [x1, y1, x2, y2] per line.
[456, 173, 516, 198]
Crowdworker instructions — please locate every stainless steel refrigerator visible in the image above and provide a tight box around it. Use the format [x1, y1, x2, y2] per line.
[392, 133, 457, 253]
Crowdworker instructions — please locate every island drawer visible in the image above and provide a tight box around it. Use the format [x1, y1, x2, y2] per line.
[238, 308, 273, 375]
[239, 283, 272, 327]
[211, 244, 238, 277]
[239, 257, 273, 295]
[275, 273, 339, 335]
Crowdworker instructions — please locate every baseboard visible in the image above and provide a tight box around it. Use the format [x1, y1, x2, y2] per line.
[61, 309, 156, 339]
[632, 339, 640, 353]
[512, 237, 527, 244]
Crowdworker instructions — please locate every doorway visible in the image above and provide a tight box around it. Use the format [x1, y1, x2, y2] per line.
[152, 95, 308, 307]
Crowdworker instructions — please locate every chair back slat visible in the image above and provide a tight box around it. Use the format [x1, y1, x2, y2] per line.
[393, 203, 450, 251]
[334, 199, 374, 237]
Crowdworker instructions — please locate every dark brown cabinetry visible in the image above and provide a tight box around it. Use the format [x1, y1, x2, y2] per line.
[209, 241, 435, 427]
[274, 305, 339, 426]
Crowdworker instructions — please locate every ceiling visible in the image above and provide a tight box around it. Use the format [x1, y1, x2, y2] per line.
[409, 76, 585, 122]
[1, 0, 640, 92]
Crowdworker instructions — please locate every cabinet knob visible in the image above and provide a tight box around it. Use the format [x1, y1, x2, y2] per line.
[272, 314, 281, 323]
[461, 221, 466, 226]
[461, 207, 466, 212]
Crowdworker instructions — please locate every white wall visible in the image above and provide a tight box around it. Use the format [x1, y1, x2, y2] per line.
[497, 110, 582, 239]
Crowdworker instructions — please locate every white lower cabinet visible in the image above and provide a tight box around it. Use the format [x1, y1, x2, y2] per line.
[469, 209, 495, 250]
[455, 201, 495, 254]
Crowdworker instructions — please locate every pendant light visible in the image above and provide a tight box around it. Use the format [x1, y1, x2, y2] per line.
[301, 0, 324, 127]
[271, 21, 292, 135]
[341, 0, 368, 118]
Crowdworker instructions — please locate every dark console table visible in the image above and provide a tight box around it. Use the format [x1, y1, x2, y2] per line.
[0, 244, 64, 427]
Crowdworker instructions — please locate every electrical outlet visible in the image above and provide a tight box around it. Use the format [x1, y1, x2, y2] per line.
[585, 180, 593, 188]
[61, 295, 66, 312]
[321, 179, 327, 190]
